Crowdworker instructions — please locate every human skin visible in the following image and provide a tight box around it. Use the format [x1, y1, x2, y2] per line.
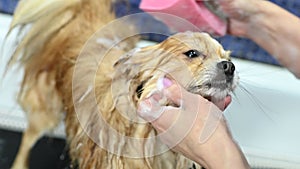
[217, 0, 300, 78]
[138, 78, 250, 169]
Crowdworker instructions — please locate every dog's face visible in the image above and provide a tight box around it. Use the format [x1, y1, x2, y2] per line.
[158, 32, 238, 101]
[113, 32, 238, 109]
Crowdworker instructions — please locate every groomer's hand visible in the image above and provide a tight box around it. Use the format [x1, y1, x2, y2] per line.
[137, 77, 250, 169]
[215, 0, 262, 36]
[217, 0, 300, 78]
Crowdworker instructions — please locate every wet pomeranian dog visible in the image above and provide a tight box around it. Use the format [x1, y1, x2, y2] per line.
[7, 0, 238, 169]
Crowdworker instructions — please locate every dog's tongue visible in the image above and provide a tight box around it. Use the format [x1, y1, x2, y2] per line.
[214, 95, 232, 111]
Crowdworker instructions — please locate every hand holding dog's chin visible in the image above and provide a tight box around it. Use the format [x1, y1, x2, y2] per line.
[137, 78, 250, 169]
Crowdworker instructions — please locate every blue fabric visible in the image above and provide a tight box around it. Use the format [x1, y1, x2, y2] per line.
[114, 0, 171, 42]
[0, 0, 18, 14]
[2, 0, 299, 65]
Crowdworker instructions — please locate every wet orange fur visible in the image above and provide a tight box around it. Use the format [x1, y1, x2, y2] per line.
[7, 0, 232, 169]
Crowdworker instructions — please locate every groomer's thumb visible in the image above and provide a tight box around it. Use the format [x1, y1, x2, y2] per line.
[151, 106, 180, 132]
[137, 91, 181, 131]
[161, 77, 187, 106]
[137, 93, 163, 122]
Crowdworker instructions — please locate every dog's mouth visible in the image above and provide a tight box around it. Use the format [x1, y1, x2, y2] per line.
[189, 78, 235, 110]
[135, 77, 233, 111]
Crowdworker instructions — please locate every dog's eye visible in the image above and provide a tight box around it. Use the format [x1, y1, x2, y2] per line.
[183, 49, 201, 58]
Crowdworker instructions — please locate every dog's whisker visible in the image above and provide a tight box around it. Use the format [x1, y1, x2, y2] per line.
[237, 84, 278, 123]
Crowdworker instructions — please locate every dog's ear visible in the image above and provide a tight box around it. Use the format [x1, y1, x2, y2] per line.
[113, 46, 164, 80]
[110, 46, 166, 119]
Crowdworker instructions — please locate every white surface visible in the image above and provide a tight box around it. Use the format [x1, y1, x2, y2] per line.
[1, 13, 300, 168]
[227, 59, 300, 168]
[0, 13, 25, 132]
[0, 13, 65, 138]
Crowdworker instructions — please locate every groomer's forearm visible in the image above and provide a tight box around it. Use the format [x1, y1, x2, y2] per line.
[245, 1, 300, 78]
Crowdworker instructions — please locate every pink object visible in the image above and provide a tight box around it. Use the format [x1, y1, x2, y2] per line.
[139, 0, 227, 36]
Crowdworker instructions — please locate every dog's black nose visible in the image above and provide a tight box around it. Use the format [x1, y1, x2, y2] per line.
[217, 61, 235, 76]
